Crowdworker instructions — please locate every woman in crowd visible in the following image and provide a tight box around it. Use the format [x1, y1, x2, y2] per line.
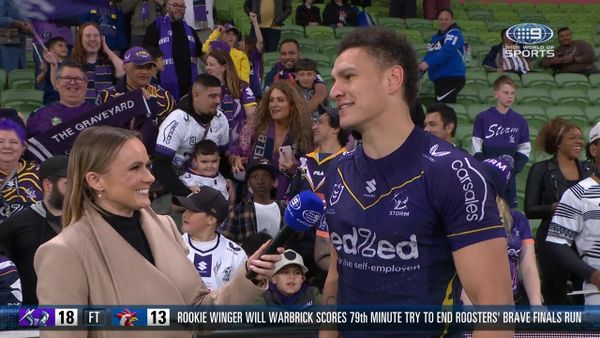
[0, 118, 42, 223]
[72, 22, 124, 104]
[323, 0, 357, 27]
[205, 49, 257, 162]
[230, 82, 312, 200]
[34, 126, 281, 338]
[525, 118, 594, 305]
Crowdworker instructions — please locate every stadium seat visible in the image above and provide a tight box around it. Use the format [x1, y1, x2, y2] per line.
[462, 32, 482, 45]
[412, 43, 428, 59]
[492, 11, 520, 23]
[404, 18, 433, 30]
[214, 0, 232, 22]
[546, 106, 587, 128]
[8, 69, 35, 89]
[0, 69, 6, 91]
[466, 9, 493, 21]
[517, 88, 553, 108]
[263, 52, 280, 70]
[521, 73, 557, 89]
[377, 17, 404, 29]
[335, 26, 355, 39]
[458, 20, 487, 32]
[588, 89, 600, 106]
[318, 67, 333, 88]
[512, 105, 547, 130]
[281, 25, 305, 40]
[297, 38, 319, 53]
[301, 52, 331, 69]
[457, 87, 481, 106]
[511, 3, 536, 12]
[518, 11, 545, 23]
[467, 104, 489, 122]
[479, 32, 499, 46]
[585, 106, 600, 125]
[318, 39, 339, 56]
[486, 21, 512, 33]
[454, 125, 473, 147]
[465, 70, 488, 90]
[478, 88, 495, 105]
[471, 45, 491, 62]
[399, 29, 425, 44]
[447, 103, 469, 124]
[0, 89, 43, 116]
[305, 26, 335, 40]
[554, 73, 591, 90]
[550, 89, 590, 110]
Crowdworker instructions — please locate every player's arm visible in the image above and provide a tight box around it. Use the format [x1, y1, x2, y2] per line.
[308, 82, 328, 114]
[453, 237, 514, 338]
[319, 243, 339, 338]
[519, 242, 543, 305]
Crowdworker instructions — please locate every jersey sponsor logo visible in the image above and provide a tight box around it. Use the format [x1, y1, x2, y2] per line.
[314, 170, 324, 176]
[162, 120, 178, 144]
[365, 179, 376, 193]
[429, 144, 451, 157]
[193, 254, 212, 277]
[329, 183, 344, 206]
[390, 192, 410, 217]
[485, 124, 520, 139]
[330, 226, 419, 260]
[228, 242, 242, 252]
[451, 158, 488, 222]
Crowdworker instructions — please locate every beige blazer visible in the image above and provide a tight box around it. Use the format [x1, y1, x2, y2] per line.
[34, 206, 265, 338]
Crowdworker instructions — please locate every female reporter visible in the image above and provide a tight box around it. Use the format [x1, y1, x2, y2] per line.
[34, 126, 279, 338]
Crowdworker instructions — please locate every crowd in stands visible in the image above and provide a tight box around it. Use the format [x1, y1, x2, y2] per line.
[2, 0, 600, 315]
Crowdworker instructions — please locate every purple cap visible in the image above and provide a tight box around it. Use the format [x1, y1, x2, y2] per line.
[223, 24, 240, 36]
[210, 40, 231, 53]
[481, 155, 514, 198]
[123, 47, 156, 66]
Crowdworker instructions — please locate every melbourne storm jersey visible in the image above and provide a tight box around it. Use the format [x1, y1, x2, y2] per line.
[324, 127, 504, 307]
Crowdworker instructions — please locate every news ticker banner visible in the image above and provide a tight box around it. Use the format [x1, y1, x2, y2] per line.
[1, 306, 600, 332]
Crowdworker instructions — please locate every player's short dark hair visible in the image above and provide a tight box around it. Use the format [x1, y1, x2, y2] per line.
[45, 36, 67, 50]
[194, 73, 222, 88]
[192, 139, 219, 157]
[337, 27, 419, 107]
[279, 38, 300, 52]
[296, 58, 317, 72]
[558, 27, 571, 34]
[146, 46, 163, 59]
[426, 102, 458, 137]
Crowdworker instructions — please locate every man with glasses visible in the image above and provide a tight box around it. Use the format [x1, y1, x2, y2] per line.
[144, 0, 202, 100]
[97, 46, 175, 152]
[26, 61, 92, 138]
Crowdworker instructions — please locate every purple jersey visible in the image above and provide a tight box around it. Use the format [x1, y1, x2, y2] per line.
[0, 160, 42, 222]
[26, 102, 93, 138]
[507, 209, 533, 297]
[472, 107, 530, 160]
[0, 255, 21, 305]
[325, 127, 504, 309]
[248, 49, 263, 98]
[220, 84, 256, 145]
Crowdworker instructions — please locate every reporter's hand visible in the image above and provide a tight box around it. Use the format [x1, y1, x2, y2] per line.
[246, 240, 283, 283]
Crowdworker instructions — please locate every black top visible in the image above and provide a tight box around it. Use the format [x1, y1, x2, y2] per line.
[100, 210, 155, 265]
[295, 4, 321, 26]
[0, 203, 60, 305]
[143, 18, 202, 97]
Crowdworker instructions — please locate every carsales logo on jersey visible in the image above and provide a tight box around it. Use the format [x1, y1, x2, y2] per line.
[503, 23, 555, 58]
[451, 159, 487, 222]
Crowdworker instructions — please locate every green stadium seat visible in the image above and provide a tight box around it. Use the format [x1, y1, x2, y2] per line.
[487, 72, 521, 87]
[297, 38, 319, 53]
[517, 88, 553, 108]
[554, 73, 591, 90]
[486, 3, 512, 12]
[0, 69, 6, 90]
[486, 22, 512, 33]
[465, 70, 488, 90]
[305, 26, 335, 40]
[585, 106, 600, 125]
[457, 20, 487, 33]
[0, 89, 43, 115]
[404, 18, 433, 30]
[550, 89, 590, 110]
[454, 125, 473, 147]
[467, 104, 489, 122]
[263, 52, 280, 70]
[412, 43, 428, 58]
[559, 3, 584, 14]
[479, 32, 499, 45]
[588, 89, 600, 106]
[457, 87, 481, 106]
[546, 106, 587, 128]
[478, 88, 496, 105]
[521, 73, 557, 89]
[536, 3, 560, 14]
[511, 3, 536, 12]
[318, 39, 339, 55]
[8, 69, 35, 89]
[512, 105, 547, 130]
[397, 29, 425, 44]
[377, 17, 404, 29]
[334, 26, 355, 39]
[446, 103, 469, 124]
[301, 52, 331, 69]
[471, 45, 491, 62]
[462, 31, 482, 45]
[492, 11, 520, 23]
[518, 11, 545, 23]
[466, 9, 493, 21]
[281, 25, 305, 40]
[318, 67, 332, 88]
[215, 0, 232, 22]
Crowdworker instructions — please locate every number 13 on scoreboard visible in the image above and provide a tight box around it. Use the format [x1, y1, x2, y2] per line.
[147, 308, 170, 326]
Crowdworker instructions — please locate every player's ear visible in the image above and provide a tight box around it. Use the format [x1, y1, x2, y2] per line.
[386, 65, 404, 95]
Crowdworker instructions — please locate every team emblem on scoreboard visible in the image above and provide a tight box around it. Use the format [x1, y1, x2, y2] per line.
[18, 308, 53, 327]
[114, 308, 140, 327]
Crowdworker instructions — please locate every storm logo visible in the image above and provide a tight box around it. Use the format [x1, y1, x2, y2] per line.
[329, 183, 344, 206]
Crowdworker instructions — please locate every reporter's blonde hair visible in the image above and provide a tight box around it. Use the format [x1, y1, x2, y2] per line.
[496, 196, 514, 233]
[62, 126, 141, 227]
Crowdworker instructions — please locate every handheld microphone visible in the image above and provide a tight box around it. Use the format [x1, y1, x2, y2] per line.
[245, 190, 325, 279]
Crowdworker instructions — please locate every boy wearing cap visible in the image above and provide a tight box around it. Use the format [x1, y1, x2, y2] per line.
[174, 186, 247, 291]
[546, 122, 600, 305]
[97, 46, 176, 151]
[202, 24, 251, 83]
[254, 249, 321, 306]
[221, 158, 286, 244]
[0, 155, 68, 305]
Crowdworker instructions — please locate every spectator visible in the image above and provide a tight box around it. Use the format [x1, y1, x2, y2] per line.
[81, 0, 128, 54]
[144, 0, 202, 100]
[254, 249, 321, 305]
[202, 24, 251, 83]
[423, 0, 450, 20]
[424, 102, 457, 146]
[205, 49, 257, 163]
[472, 75, 530, 208]
[244, 0, 292, 52]
[541, 27, 598, 76]
[0, 118, 42, 223]
[97, 46, 175, 151]
[525, 118, 594, 305]
[419, 9, 466, 103]
[238, 12, 265, 100]
[72, 22, 124, 104]
[323, 0, 358, 27]
[230, 82, 313, 200]
[151, 74, 229, 213]
[0, 155, 68, 305]
[263, 39, 329, 114]
[296, 0, 322, 26]
[175, 186, 247, 291]
[221, 158, 286, 244]
[295, 58, 329, 121]
[178, 139, 234, 203]
[37, 37, 69, 105]
[483, 28, 531, 75]
[0, 247, 21, 305]
[546, 122, 600, 305]
[0, 0, 31, 71]
[146, 46, 165, 85]
[27, 61, 93, 138]
[121, 0, 162, 48]
[389, 0, 416, 19]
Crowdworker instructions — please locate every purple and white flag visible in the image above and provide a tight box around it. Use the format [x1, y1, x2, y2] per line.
[18, 0, 106, 21]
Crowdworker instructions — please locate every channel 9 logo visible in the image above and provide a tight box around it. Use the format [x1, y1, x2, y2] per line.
[503, 23, 555, 58]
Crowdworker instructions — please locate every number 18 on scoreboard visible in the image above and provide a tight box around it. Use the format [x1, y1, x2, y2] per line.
[18, 308, 79, 327]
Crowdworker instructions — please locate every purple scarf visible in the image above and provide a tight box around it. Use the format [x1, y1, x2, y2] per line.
[157, 14, 198, 100]
[193, 0, 207, 22]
